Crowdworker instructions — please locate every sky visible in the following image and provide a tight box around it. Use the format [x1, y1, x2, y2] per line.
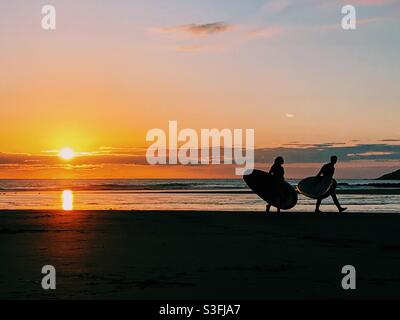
[0, 0, 399, 178]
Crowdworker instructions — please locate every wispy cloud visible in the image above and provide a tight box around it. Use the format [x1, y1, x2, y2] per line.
[254, 143, 400, 163]
[1, 143, 400, 179]
[174, 44, 224, 52]
[1, 143, 400, 167]
[282, 142, 347, 148]
[245, 26, 284, 39]
[152, 21, 284, 53]
[153, 22, 234, 37]
[184, 22, 233, 35]
[380, 139, 400, 142]
[152, 0, 393, 54]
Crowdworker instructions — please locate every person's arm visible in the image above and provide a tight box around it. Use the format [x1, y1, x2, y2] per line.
[316, 166, 323, 177]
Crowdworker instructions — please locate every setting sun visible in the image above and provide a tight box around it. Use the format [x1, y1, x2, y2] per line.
[59, 147, 75, 160]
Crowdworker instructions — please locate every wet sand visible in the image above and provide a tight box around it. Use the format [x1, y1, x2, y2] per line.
[1, 210, 400, 299]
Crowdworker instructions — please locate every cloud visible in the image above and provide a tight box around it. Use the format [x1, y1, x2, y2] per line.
[380, 139, 400, 142]
[0, 151, 149, 166]
[175, 44, 224, 52]
[153, 22, 234, 37]
[246, 26, 284, 39]
[283, 142, 346, 148]
[254, 143, 400, 163]
[185, 22, 232, 35]
[259, 0, 393, 35]
[1, 143, 400, 169]
[153, 21, 283, 54]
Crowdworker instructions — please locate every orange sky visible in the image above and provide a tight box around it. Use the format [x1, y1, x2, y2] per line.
[0, 0, 399, 178]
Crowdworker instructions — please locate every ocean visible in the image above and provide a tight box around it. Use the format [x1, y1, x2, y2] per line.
[0, 179, 399, 213]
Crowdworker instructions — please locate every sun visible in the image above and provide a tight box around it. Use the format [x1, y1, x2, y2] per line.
[59, 147, 75, 160]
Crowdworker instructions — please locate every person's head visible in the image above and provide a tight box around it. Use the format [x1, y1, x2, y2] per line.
[330, 155, 338, 164]
[274, 156, 284, 165]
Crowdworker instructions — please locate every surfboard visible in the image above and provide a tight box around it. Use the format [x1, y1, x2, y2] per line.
[297, 176, 334, 199]
[243, 169, 298, 210]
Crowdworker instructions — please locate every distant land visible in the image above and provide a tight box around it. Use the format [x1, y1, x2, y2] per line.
[377, 169, 400, 180]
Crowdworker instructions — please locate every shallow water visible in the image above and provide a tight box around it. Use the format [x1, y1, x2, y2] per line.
[0, 178, 399, 192]
[0, 190, 399, 213]
[0, 179, 399, 212]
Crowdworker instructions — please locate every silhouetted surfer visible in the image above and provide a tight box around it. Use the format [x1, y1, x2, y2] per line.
[267, 156, 285, 213]
[315, 156, 347, 213]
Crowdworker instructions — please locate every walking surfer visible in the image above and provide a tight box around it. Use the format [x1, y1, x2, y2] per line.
[315, 156, 347, 213]
[266, 156, 285, 213]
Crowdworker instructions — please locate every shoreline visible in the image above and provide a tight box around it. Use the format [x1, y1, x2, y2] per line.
[0, 209, 399, 214]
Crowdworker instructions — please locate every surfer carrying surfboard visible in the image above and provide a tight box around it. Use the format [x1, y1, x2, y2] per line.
[315, 156, 347, 213]
[243, 159, 298, 213]
[266, 156, 285, 213]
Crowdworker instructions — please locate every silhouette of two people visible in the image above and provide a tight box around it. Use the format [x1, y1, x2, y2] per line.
[267, 155, 347, 213]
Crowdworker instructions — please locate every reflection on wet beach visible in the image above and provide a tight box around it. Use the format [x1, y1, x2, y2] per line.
[62, 190, 74, 211]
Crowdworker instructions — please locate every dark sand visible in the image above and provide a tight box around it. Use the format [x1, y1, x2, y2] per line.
[1, 210, 400, 299]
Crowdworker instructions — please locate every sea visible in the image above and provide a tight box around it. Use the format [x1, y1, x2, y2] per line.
[0, 179, 399, 213]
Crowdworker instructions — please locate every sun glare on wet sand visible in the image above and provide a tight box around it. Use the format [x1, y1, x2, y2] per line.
[62, 190, 74, 211]
[59, 147, 75, 160]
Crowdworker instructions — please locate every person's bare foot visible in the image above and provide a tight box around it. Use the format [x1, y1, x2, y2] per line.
[315, 209, 322, 213]
[339, 207, 347, 213]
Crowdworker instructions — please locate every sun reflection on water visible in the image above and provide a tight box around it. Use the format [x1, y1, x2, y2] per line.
[62, 190, 74, 211]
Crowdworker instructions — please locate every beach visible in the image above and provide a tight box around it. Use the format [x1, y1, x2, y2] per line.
[1, 210, 400, 299]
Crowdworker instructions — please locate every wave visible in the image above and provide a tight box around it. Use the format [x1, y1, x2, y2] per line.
[338, 182, 400, 188]
[0, 179, 399, 192]
[0, 179, 246, 192]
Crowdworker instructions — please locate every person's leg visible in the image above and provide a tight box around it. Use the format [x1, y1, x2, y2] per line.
[277, 207, 281, 214]
[330, 180, 347, 212]
[331, 193, 347, 212]
[315, 199, 322, 213]
[331, 192, 340, 209]
[266, 204, 271, 213]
